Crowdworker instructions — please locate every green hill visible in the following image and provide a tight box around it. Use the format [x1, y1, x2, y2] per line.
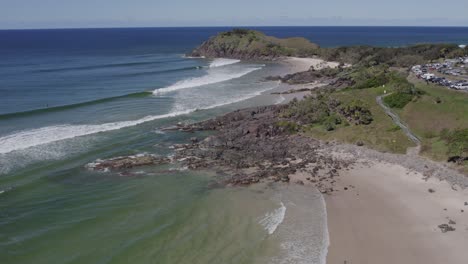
[190, 29, 319, 60]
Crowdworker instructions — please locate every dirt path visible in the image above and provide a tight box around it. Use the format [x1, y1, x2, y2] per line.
[376, 94, 421, 145]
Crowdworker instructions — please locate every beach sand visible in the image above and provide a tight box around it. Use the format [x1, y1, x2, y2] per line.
[270, 57, 339, 102]
[326, 162, 468, 264]
[282, 57, 340, 73]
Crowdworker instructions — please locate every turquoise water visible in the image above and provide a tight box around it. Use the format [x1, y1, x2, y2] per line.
[0, 28, 330, 263]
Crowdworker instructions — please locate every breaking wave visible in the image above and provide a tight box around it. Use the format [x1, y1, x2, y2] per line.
[0, 110, 192, 155]
[0, 83, 276, 156]
[259, 202, 286, 235]
[153, 66, 261, 94]
[209, 58, 240, 68]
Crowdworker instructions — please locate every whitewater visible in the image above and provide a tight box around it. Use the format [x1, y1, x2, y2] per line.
[153, 58, 261, 94]
[0, 85, 277, 155]
[0, 58, 272, 155]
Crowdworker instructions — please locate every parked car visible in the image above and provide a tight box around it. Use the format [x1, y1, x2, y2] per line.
[454, 83, 468, 90]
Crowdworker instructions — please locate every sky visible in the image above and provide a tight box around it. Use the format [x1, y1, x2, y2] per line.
[1, 0, 468, 29]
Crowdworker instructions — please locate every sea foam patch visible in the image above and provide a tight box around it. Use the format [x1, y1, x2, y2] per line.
[259, 202, 287, 235]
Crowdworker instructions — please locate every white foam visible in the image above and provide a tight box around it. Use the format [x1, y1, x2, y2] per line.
[269, 188, 330, 264]
[0, 109, 193, 155]
[321, 194, 330, 264]
[259, 202, 286, 235]
[274, 95, 286, 105]
[153, 66, 261, 94]
[209, 58, 240, 68]
[0, 83, 278, 156]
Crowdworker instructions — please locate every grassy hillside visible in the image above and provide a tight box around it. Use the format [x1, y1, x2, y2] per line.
[190, 29, 319, 59]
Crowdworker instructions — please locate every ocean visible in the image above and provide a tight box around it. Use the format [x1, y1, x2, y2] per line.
[1, 26, 467, 264]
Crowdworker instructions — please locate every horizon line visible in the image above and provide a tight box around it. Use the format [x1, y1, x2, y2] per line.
[2, 25, 468, 31]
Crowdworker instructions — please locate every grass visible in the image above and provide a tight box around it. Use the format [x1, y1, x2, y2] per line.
[303, 86, 415, 154]
[402, 75, 468, 136]
[402, 76, 468, 170]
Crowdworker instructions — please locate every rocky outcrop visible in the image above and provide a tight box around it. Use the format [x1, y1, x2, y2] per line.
[86, 154, 170, 172]
[190, 29, 319, 60]
[169, 105, 352, 189]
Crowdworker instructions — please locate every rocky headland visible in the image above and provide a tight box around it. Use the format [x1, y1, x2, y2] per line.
[190, 29, 319, 60]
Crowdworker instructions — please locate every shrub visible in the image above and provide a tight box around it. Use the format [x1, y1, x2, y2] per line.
[387, 125, 401, 132]
[383, 93, 414, 108]
[276, 121, 300, 134]
[322, 114, 342, 131]
[440, 129, 468, 158]
[383, 74, 423, 108]
[339, 100, 373, 125]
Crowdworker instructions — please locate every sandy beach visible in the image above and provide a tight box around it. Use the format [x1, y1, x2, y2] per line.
[324, 160, 468, 264]
[282, 56, 340, 73]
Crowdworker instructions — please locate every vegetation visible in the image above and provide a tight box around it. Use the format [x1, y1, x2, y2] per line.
[400, 77, 468, 168]
[303, 87, 415, 154]
[383, 93, 414, 108]
[281, 95, 341, 127]
[280, 93, 374, 136]
[192, 29, 319, 59]
[338, 100, 373, 125]
[318, 43, 467, 67]
[440, 128, 468, 159]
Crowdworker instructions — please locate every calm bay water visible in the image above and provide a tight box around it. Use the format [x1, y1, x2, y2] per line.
[1, 27, 467, 264]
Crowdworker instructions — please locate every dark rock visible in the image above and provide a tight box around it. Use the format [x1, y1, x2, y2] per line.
[428, 188, 435, 193]
[295, 180, 305, 185]
[281, 176, 290, 183]
[448, 219, 456, 225]
[86, 154, 170, 172]
[438, 224, 456, 233]
[166, 103, 353, 187]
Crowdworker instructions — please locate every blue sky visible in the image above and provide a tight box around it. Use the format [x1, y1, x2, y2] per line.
[1, 0, 468, 29]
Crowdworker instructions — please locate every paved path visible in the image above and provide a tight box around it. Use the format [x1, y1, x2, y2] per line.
[376, 94, 421, 145]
